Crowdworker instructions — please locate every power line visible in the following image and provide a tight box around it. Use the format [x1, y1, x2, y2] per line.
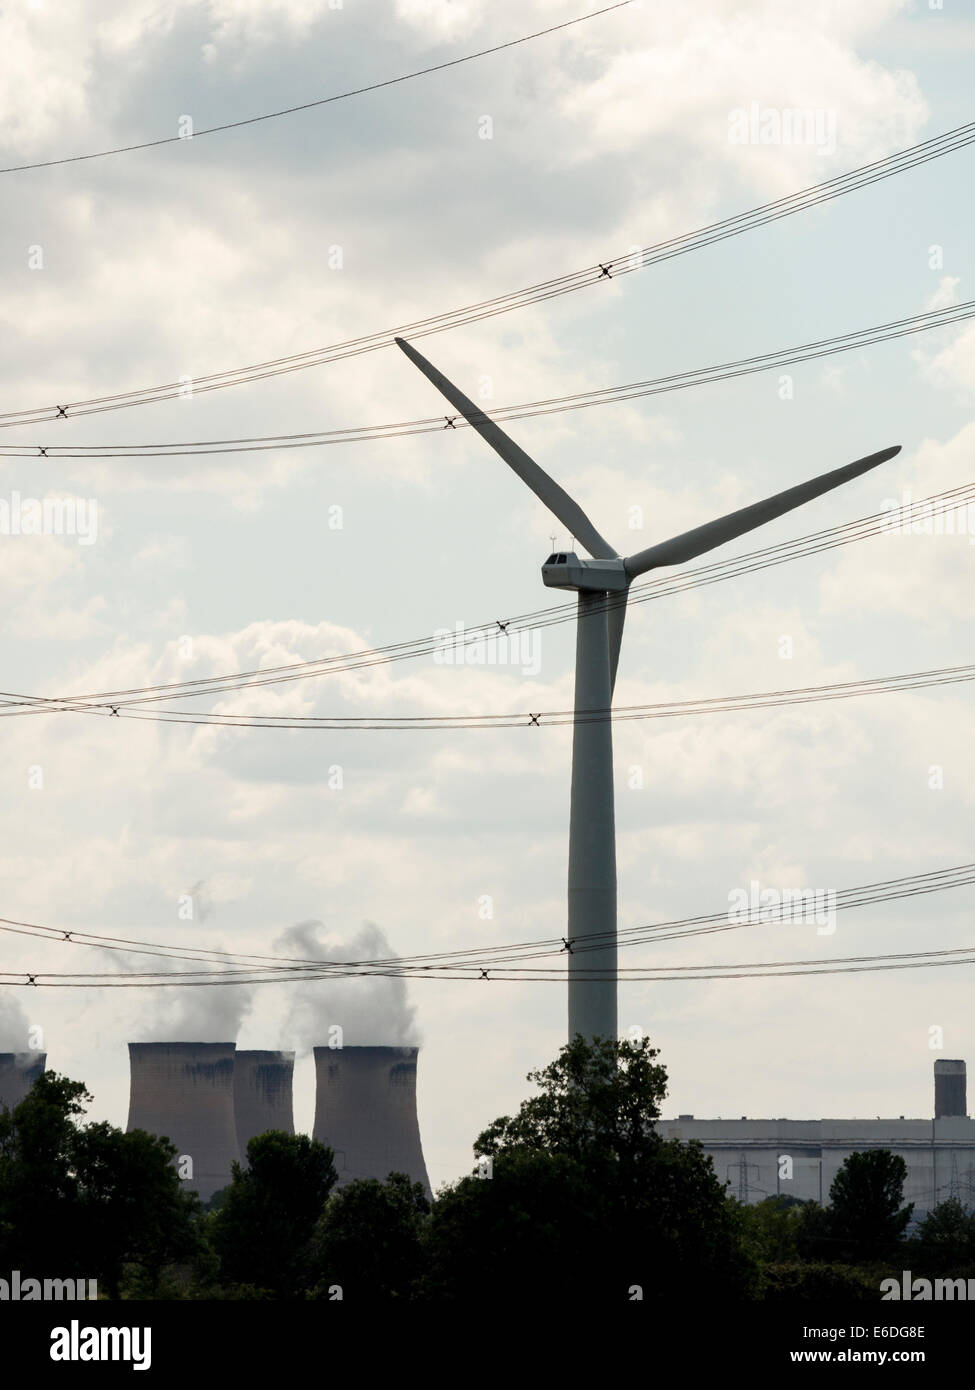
[3, 116, 974, 427]
[1, 861, 972, 984]
[2, 658, 973, 733]
[7, 298, 974, 458]
[1, 482, 971, 717]
[0, 4, 632, 176]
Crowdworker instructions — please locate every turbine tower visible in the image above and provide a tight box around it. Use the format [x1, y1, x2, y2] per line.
[396, 335, 900, 1045]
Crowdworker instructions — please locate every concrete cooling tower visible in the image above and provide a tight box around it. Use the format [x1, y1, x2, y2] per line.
[127, 1042, 239, 1201]
[312, 1045, 430, 1194]
[0, 1052, 46, 1111]
[233, 1050, 295, 1159]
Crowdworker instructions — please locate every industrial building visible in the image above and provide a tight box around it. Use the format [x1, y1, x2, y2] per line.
[0, 1051, 46, 1111]
[312, 1044, 430, 1194]
[662, 1059, 975, 1217]
[126, 1042, 240, 1201]
[233, 1049, 295, 1159]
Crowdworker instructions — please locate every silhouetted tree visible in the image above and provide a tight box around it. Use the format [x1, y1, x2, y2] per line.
[739, 1194, 804, 1264]
[312, 1171, 430, 1299]
[794, 1199, 842, 1262]
[0, 1072, 199, 1295]
[828, 1150, 913, 1261]
[761, 1261, 879, 1301]
[424, 1036, 757, 1302]
[912, 1197, 975, 1274]
[211, 1131, 337, 1295]
[0, 1072, 88, 1270]
[73, 1123, 201, 1297]
[475, 1034, 669, 1177]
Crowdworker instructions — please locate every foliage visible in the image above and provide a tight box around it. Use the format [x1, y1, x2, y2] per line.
[2, 1055, 939, 1303]
[909, 1198, 975, 1275]
[828, 1150, 913, 1261]
[795, 1200, 845, 1263]
[0, 1071, 200, 1296]
[421, 1148, 594, 1301]
[761, 1261, 881, 1301]
[425, 1036, 759, 1303]
[210, 1131, 337, 1296]
[72, 1123, 201, 1297]
[738, 1195, 803, 1264]
[475, 1034, 669, 1178]
[312, 1172, 430, 1300]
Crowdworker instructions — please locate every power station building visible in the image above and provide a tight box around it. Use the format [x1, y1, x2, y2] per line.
[233, 1049, 295, 1159]
[312, 1045, 430, 1194]
[126, 1042, 240, 1201]
[0, 1051, 46, 1111]
[662, 1060, 975, 1217]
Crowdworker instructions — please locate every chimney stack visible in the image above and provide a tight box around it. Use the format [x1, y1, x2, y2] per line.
[233, 1050, 295, 1160]
[934, 1058, 967, 1118]
[312, 1045, 430, 1194]
[127, 1042, 239, 1201]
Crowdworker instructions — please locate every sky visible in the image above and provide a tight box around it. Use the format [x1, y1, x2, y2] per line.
[1, 0, 975, 1190]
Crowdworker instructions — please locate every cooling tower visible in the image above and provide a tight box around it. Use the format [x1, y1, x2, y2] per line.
[233, 1050, 295, 1159]
[312, 1045, 430, 1194]
[0, 1052, 46, 1111]
[127, 1042, 239, 1201]
[935, 1058, 967, 1118]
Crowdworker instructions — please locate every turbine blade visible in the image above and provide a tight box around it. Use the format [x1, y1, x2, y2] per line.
[395, 337, 617, 560]
[607, 591, 627, 696]
[624, 445, 901, 579]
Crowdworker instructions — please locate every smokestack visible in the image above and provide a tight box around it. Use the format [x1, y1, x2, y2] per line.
[935, 1058, 967, 1118]
[233, 1050, 295, 1159]
[312, 1045, 430, 1194]
[0, 1052, 46, 1111]
[127, 1042, 239, 1201]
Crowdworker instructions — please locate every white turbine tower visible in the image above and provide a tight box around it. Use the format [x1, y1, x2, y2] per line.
[396, 336, 900, 1044]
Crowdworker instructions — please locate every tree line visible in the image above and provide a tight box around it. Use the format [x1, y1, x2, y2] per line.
[1, 1037, 972, 1301]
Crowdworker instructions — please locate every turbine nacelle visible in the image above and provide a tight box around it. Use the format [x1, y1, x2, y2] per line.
[541, 552, 628, 592]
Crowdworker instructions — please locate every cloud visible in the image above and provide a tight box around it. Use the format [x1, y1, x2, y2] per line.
[0, 0, 964, 1180]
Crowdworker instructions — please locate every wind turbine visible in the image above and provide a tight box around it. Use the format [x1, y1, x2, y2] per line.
[396, 335, 900, 1044]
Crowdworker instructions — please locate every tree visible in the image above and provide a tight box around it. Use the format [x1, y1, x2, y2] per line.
[912, 1198, 975, 1273]
[828, 1150, 913, 1261]
[0, 1072, 200, 1295]
[739, 1195, 803, 1265]
[425, 1036, 758, 1303]
[211, 1131, 337, 1295]
[0, 1073, 90, 1270]
[422, 1149, 595, 1302]
[312, 1172, 430, 1300]
[72, 1123, 201, 1297]
[795, 1200, 843, 1263]
[762, 1262, 879, 1301]
[475, 1034, 669, 1182]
